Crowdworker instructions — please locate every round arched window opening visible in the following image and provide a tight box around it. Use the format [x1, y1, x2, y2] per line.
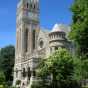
[39, 40, 44, 48]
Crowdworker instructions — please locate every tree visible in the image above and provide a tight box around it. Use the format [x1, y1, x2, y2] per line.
[36, 48, 81, 88]
[82, 59, 88, 79]
[69, 0, 88, 57]
[0, 71, 5, 85]
[0, 45, 15, 86]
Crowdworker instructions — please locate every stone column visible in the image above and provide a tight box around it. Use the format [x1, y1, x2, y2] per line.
[21, 26, 25, 55]
[15, 30, 18, 58]
[35, 25, 39, 50]
[19, 29, 21, 54]
[28, 25, 30, 53]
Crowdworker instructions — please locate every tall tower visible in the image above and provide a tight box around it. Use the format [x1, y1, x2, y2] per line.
[13, 0, 40, 87]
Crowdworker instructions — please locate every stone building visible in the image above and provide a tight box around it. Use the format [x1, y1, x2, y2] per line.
[13, 0, 74, 87]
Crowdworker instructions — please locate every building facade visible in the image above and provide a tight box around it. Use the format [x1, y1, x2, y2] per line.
[13, 0, 74, 88]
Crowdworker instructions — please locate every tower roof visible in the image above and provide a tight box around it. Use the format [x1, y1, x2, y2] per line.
[51, 24, 65, 32]
[51, 23, 71, 34]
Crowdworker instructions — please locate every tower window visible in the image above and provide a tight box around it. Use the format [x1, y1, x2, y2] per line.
[22, 68, 26, 77]
[34, 4, 35, 9]
[27, 3, 29, 8]
[25, 29, 28, 52]
[27, 67, 31, 80]
[30, 4, 32, 9]
[33, 30, 35, 49]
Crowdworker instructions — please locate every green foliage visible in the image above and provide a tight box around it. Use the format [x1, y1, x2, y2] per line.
[30, 80, 46, 88]
[69, 0, 88, 57]
[16, 80, 21, 85]
[0, 71, 5, 85]
[0, 45, 15, 86]
[82, 59, 88, 79]
[71, 57, 82, 81]
[30, 78, 52, 88]
[0, 85, 4, 88]
[36, 48, 81, 88]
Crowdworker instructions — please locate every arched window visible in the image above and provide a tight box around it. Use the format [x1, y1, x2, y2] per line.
[34, 4, 36, 9]
[27, 3, 29, 8]
[22, 68, 26, 77]
[27, 67, 31, 80]
[30, 3, 32, 9]
[24, 29, 28, 52]
[33, 30, 35, 49]
[39, 40, 44, 48]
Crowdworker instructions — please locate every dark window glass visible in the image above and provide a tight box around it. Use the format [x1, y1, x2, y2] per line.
[33, 30, 35, 49]
[28, 67, 31, 80]
[25, 29, 28, 52]
[23, 68, 26, 77]
[34, 4, 35, 9]
[40, 40, 43, 48]
[27, 3, 29, 8]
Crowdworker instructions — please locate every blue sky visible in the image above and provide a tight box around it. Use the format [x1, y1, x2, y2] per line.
[0, 0, 73, 48]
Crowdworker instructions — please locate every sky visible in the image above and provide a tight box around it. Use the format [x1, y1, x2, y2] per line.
[0, 0, 73, 48]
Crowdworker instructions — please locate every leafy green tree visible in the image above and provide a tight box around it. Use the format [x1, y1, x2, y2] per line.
[69, 0, 88, 57]
[0, 71, 5, 85]
[36, 48, 81, 88]
[0, 45, 15, 86]
[82, 59, 88, 79]
[73, 57, 82, 81]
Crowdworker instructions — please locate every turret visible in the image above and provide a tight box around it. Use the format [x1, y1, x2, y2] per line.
[49, 24, 69, 53]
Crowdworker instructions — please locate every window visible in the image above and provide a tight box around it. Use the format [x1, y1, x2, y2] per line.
[34, 4, 36, 9]
[30, 4, 32, 9]
[27, 3, 29, 8]
[22, 68, 26, 77]
[33, 30, 35, 49]
[39, 40, 44, 48]
[25, 29, 28, 52]
[28, 67, 31, 80]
